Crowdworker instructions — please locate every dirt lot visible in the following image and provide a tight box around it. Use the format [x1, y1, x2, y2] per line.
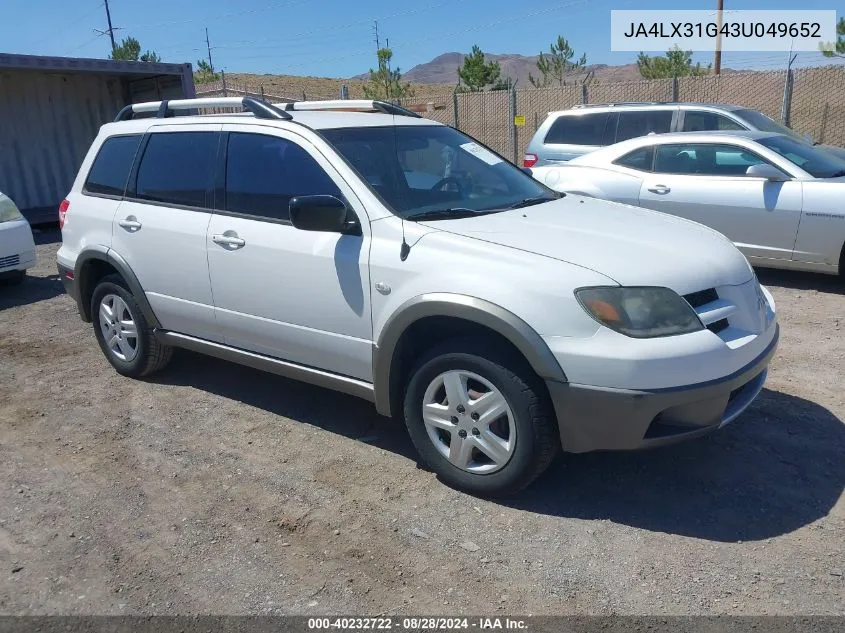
[1, 229, 843, 615]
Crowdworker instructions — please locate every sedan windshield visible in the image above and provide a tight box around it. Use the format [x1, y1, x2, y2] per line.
[757, 135, 845, 179]
[320, 125, 557, 220]
[737, 109, 806, 143]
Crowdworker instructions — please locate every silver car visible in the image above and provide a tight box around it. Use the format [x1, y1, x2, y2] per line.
[523, 102, 845, 168]
[532, 131, 845, 277]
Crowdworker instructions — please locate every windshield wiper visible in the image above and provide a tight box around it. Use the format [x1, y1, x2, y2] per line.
[826, 170, 845, 178]
[405, 208, 493, 221]
[507, 194, 561, 210]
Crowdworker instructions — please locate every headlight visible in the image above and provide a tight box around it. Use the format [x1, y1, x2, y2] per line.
[0, 194, 23, 223]
[576, 286, 704, 338]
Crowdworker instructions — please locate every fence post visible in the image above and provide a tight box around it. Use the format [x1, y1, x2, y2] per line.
[509, 86, 518, 165]
[221, 70, 227, 97]
[260, 85, 265, 100]
[453, 91, 460, 129]
[581, 82, 588, 105]
[302, 90, 307, 102]
[672, 77, 679, 102]
[781, 68, 794, 126]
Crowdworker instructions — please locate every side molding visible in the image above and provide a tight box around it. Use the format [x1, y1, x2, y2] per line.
[373, 293, 567, 417]
[156, 331, 376, 402]
[74, 247, 161, 328]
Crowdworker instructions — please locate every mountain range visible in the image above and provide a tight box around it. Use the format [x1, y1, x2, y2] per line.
[355, 52, 647, 85]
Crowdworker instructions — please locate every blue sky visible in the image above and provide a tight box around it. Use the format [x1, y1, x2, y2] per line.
[3, 0, 842, 78]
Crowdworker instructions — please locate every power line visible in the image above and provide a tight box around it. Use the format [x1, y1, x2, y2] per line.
[130, 0, 310, 30]
[160, 0, 456, 53]
[24, 1, 104, 50]
[236, 0, 595, 70]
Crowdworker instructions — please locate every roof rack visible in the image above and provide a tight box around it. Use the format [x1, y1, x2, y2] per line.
[571, 101, 675, 109]
[114, 96, 292, 122]
[283, 99, 422, 118]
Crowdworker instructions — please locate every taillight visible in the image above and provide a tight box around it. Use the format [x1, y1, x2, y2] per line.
[58, 199, 69, 229]
[523, 153, 538, 168]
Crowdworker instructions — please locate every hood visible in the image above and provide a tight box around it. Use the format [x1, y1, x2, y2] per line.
[420, 196, 753, 294]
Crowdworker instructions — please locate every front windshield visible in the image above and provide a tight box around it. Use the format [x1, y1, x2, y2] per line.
[758, 135, 845, 179]
[737, 109, 806, 142]
[320, 124, 556, 219]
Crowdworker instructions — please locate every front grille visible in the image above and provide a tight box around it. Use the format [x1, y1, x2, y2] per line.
[0, 254, 20, 268]
[683, 288, 718, 309]
[708, 318, 730, 334]
[683, 287, 740, 337]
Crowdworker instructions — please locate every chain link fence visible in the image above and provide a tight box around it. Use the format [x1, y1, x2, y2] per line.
[196, 64, 845, 161]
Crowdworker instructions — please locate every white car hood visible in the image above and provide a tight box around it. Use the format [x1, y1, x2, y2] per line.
[422, 196, 754, 294]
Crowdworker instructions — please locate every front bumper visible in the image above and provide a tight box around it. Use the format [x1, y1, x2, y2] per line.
[547, 325, 779, 453]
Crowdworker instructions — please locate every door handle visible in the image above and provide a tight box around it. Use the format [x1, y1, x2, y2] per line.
[647, 185, 671, 194]
[118, 216, 142, 231]
[212, 233, 246, 248]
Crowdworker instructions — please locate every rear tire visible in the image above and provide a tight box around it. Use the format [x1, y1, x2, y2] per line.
[90, 274, 172, 378]
[403, 338, 559, 497]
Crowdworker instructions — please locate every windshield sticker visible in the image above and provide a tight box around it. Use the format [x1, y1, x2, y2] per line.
[459, 142, 503, 165]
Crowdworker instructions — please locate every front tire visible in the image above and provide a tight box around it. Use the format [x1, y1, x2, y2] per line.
[403, 338, 559, 497]
[90, 274, 172, 378]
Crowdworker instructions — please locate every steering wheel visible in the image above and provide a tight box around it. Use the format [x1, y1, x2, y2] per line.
[431, 177, 463, 194]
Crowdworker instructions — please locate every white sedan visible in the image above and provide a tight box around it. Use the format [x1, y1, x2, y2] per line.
[532, 131, 845, 277]
[0, 191, 36, 285]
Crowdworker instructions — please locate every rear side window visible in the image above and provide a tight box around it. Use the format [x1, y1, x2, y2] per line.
[654, 143, 767, 176]
[614, 146, 654, 171]
[84, 135, 142, 197]
[135, 132, 218, 208]
[682, 111, 745, 132]
[615, 110, 673, 143]
[544, 113, 610, 146]
[224, 133, 341, 221]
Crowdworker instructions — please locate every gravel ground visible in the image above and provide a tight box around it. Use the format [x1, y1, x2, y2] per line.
[1, 229, 843, 615]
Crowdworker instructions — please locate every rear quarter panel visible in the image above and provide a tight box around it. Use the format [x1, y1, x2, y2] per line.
[532, 165, 643, 206]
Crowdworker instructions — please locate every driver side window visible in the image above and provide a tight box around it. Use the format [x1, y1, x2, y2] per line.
[654, 143, 769, 177]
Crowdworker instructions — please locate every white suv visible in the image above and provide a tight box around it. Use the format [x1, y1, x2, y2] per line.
[57, 97, 779, 496]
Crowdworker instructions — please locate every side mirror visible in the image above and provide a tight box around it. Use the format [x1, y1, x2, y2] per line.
[745, 164, 789, 182]
[289, 195, 355, 233]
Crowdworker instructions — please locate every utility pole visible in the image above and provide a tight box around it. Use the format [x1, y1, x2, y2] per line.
[714, 0, 724, 75]
[205, 27, 214, 71]
[372, 20, 380, 52]
[103, 0, 117, 54]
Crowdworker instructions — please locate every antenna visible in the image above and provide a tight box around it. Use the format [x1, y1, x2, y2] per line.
[400, 219, 410, 261]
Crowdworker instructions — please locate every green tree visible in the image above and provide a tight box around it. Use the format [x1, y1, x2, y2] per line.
[529, 36, 587, 88]
[821, 17, 845, 57]
[195, 59, 220, 84]
[109, 36, 160, 63]
[457, 45, 511, 92]
[362, 47, 413, 100]
[636, 46, 709, 79]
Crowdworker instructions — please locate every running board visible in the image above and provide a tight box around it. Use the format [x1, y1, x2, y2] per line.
[154, 331, 375, 403]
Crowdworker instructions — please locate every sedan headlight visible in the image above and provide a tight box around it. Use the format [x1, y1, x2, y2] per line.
[0, 195, 24, 223]
[576, 286, 704, 338]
